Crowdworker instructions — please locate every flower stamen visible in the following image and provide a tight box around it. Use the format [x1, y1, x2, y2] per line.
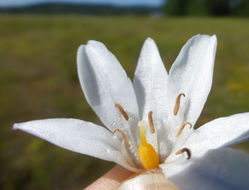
[148, 111, 155, 134]
[176, 122, 193, 137]
[115, 103, 129, 121]
[113, 129, 131, 148]
[174, 93, 185, 115]
[175, 148, 191, 160]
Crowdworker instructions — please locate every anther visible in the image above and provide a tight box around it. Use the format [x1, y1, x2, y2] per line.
[115, 103, 129, 121]
[148, 111, 155, 134]
[174, 93, 185, 115]
[176, 148, 191, 160]
[113, 129, 131, 148]
[175, 122, 193, 137]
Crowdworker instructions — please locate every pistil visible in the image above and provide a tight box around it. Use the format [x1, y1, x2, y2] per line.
[138, 121, 159, 170]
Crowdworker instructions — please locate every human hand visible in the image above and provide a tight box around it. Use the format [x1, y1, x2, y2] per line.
[84, 165, 134, 190]
[84, 165, 180, 190]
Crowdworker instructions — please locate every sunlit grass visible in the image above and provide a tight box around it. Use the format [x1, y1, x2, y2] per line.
[0, 15, 249, 189]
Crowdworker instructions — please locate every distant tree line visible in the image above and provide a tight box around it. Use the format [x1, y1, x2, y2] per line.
[163, 0, 249, 16]
[0, 2, 159, 15]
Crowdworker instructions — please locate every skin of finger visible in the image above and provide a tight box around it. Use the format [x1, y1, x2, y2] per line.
[84, 165, 134, 190]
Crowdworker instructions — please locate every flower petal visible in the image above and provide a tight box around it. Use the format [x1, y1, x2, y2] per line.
[133, 38, 168, 120]
[133, 38, 169, 156]
[77, 41, 139, 132]
[168, 34, 217, 127]
[13, 118, 135, 171]
[185, 113, 249, 154]
[163, 148, 249, 190]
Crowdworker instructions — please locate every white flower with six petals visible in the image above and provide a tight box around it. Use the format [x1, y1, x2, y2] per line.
[14, 34, 249, 190]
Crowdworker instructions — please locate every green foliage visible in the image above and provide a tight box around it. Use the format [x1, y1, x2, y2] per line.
[206, 0, 231, 16]
[0, 15, 249, 190]
[231, 0, 249, 16]
[187, 0, 208, 16]
[164, 0, 188, 16]
[163, 0, 209, 16]
[164, 0, 249, 16]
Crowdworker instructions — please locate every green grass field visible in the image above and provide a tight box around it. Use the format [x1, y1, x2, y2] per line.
[0, 15, 249, 190]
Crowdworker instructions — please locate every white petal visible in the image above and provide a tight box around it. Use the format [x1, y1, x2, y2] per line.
[133, 38, 169, 155]
[163, 148, 249, 190]
[13, 118, 135, 171]
[133, 38, 168, 120]
[185, 113, 249, 154]
[77, 41, 139, 132]
[168, 34, 217, 127]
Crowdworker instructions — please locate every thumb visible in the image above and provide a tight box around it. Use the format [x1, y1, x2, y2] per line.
[84, 165, 134, 190]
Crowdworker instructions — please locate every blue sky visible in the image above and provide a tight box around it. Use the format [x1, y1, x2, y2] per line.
[0, 0, 164, 7]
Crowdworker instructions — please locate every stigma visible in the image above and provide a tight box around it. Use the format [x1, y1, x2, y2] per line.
[138, 121, 159, 170]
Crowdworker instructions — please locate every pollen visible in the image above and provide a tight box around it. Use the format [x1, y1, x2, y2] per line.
[138, 121, 159, 170]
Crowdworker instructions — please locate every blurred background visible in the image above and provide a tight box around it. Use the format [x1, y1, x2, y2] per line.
[0, 0, 248, 189]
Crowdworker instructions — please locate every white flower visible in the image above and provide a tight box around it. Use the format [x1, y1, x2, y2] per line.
[14, 34, 249, 190]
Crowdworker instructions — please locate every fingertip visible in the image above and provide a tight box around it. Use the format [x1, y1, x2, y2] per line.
[84, 165, 134, 190]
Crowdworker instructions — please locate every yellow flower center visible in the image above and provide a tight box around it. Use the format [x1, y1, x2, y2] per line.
[138, 121, 159, 170]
